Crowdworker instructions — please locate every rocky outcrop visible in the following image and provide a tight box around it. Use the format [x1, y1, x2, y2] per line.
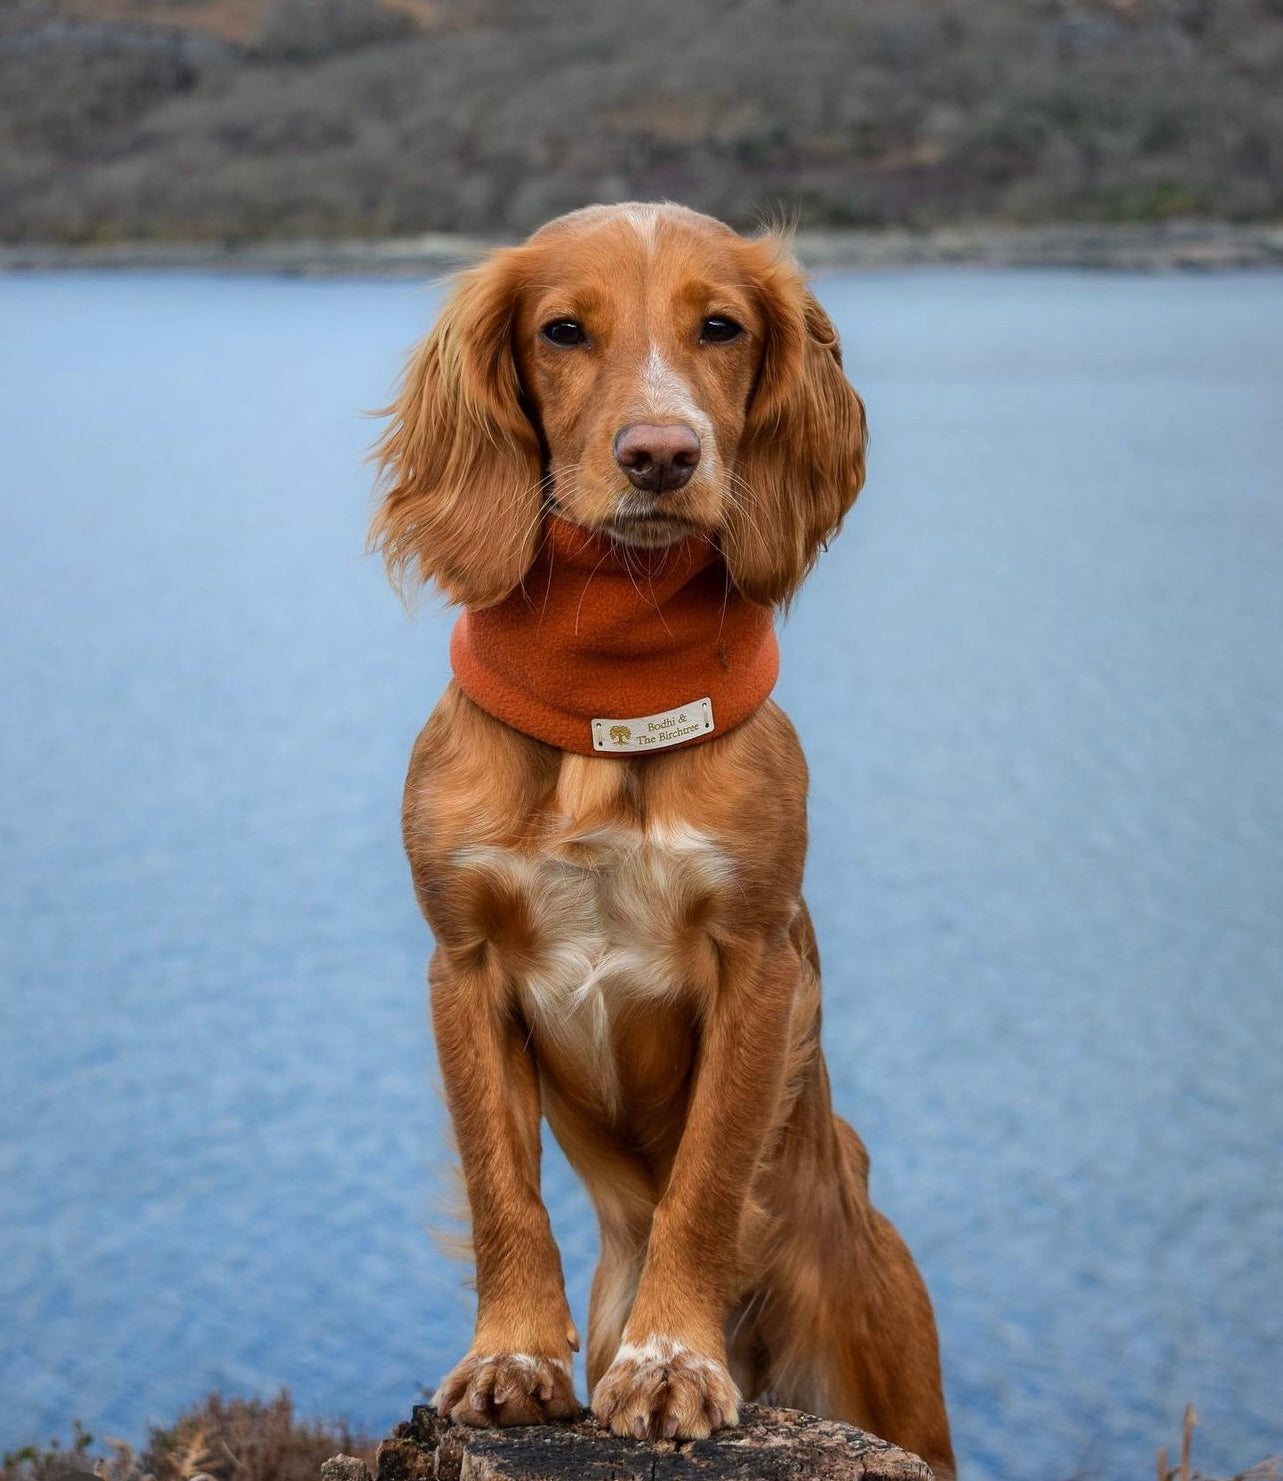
[324, 1403, 934, 1481]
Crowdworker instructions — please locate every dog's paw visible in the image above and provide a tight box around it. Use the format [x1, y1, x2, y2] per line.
[432, 1350, 579, 1426]
[591, 1336, 740, 1441]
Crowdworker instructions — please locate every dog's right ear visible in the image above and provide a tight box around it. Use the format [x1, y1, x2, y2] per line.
[371, 248, 544, 608]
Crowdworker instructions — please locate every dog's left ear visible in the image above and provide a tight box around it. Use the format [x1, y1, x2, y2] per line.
[722, 239, 868, 608]
[370, 247, 544, 608]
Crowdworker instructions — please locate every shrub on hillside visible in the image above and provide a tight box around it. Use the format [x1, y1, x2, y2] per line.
[255, 0, 415, 62]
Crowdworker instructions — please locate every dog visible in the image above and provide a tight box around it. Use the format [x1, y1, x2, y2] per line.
[371, 202, 954, 1477]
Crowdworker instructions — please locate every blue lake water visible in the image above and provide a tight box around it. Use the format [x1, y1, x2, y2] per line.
[1, 268, 1280, 1481]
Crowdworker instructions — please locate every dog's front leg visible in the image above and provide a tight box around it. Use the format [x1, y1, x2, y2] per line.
[429, 947, 580, 1426]
[592, 931, 796, 1440]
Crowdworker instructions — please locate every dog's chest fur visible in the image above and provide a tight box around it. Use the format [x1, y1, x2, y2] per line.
[453, 807, 733, 1114]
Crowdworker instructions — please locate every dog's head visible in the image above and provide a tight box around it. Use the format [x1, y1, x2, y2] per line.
[372, 202, 867, 608]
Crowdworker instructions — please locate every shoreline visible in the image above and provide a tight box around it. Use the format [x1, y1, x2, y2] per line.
[3, 219, 1282, 276]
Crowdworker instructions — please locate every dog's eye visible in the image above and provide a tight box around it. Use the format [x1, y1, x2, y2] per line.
[542, 319, 587, 347]
[700, 316, 744, 344]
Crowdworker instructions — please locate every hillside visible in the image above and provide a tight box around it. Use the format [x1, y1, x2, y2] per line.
[1, 0, 1281, 242]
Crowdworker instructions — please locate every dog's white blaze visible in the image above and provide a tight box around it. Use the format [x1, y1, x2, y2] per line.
[641, 345, 701, 423]
[638, 345, 719, 475]
[620, 203, 660, 249]
[451, 821, 731, 1110]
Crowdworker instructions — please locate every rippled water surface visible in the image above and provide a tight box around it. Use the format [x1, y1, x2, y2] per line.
[2, 269, 1280, 1480]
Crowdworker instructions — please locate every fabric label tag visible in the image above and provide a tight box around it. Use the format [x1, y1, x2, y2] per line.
[591, 697, 714, 753]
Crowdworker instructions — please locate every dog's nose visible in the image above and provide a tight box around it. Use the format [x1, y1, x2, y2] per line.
[613, 422, 701, 493]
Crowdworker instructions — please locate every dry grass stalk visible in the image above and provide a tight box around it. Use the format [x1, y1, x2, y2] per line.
[1155, 1404, 1282, 1481]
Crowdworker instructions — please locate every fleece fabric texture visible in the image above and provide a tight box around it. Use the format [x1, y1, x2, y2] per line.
[450, 515, 779, 756]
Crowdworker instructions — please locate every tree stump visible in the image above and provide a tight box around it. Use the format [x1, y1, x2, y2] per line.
[325, 1402, 936, 1481]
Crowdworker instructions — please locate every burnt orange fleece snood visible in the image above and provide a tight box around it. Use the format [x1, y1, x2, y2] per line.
[449, 516, 779, 756]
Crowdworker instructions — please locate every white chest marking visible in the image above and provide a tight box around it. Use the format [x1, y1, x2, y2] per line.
[452, 821, 731, 1107]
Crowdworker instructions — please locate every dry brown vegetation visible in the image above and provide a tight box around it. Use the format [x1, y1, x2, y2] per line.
[1, 0, 1281, 243]
[1155, 1406, 1281, 1481]
[0, 1394, 375, 1481]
